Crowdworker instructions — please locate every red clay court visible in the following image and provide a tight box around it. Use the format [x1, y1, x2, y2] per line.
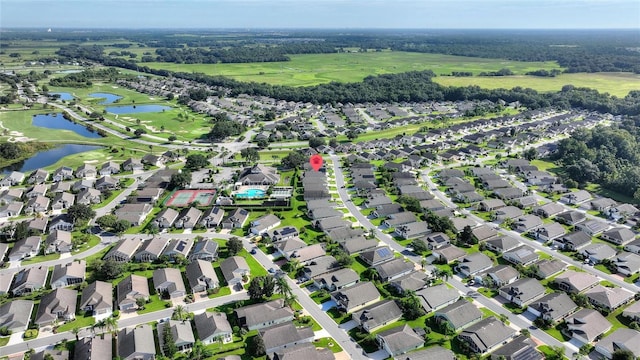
[165, 189, 217, 207]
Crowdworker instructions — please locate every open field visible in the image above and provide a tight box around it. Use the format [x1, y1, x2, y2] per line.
[141, 51, 563, 87]
[434, 72, 640, 97]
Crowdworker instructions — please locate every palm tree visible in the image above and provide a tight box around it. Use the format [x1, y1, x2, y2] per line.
[71, 327, 81, 341]
[103, 317, 118, 337]
[172, 305, 188, 321]
[275, 276, 293, 302]
[189, 340, 213, 360]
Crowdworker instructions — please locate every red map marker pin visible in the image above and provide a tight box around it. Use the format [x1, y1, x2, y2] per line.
[310, 154, 323, 171]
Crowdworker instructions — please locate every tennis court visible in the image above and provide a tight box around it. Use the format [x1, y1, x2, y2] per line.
[165, 189, 217, 207]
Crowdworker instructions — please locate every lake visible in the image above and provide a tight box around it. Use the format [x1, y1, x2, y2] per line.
[1, 144, 103, 173]
[49, 92, 74, 101]
[105, 105, 172, 114]
[89, 92, 123, 105]
[32, 113, 102, 138]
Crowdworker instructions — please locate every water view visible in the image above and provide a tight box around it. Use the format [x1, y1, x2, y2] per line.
[105, 104, 172, 114]
[89, 92, 123, 104]
[1, 144, 103, 173]
[32, 114, 102, 138]
[49, 92, 74, 101]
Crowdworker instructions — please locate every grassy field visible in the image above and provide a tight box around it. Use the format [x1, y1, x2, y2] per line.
[434, 72, 640, 97]
[141, 51, 562, 87]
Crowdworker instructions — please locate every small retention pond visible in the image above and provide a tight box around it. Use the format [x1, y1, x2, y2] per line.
[32, 113, 102, 138]
[88, 93, 123, 105]
[1, 144, 103, 173]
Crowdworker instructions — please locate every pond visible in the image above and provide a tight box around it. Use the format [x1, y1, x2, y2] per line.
[105, 105, 172, 114]
[32, 113, 102, 138]
[49, 92, 74, 101]
[1, 144, 103, 174]
[89, 92, 123, 105]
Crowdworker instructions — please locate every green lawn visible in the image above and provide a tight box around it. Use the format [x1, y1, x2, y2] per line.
[208, 286, 232, 299]
[0, 337, 9, 347]
[314, 337, 343, 353]
[21, 252, 61, 265]
[434, 72, 640, 97]
[71, 234, 101, 255]
[56, 312, 95, 332]
[138, 295, 171, 314]
[142, 51, 562, 87]
[326, 307, 352, 325]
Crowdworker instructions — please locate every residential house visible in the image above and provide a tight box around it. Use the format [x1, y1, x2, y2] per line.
[220, 256, 249, 287]
[27, 169, 49, 184]
[606, 204, 640, 222]
[534, 222, 566, 242]
[288, 243, 326, 263]
[24, 195, 49, 215]
[481, 265, 520, 287]
[457, 317, 517, 354]
[159, 320, 195, 353]
[623, 301, 640, 322]
[554, 270, 599, 294]
[502, 246, 539, 266]
[199, 207, 224, 228]
[566, 308, 612, 344]
[100, 161, 120, 176]
[34, 288, 77, 326]
[153, 268, 186, 299]
[383, 212, 418, 228]
[189, 239, 219, 262]
[134, 237, 169, 263]
[581, 243, 617, 264]
[601, 228, 637, 246]
[556, 210, 587, 226]
[389, 271, 429, 294]
[259, 322, 314, 356]
[76, 188, 102, 205]
[395, 221, 430, 239]
[534, 203, 565, 218]
[50, 260, 86, 289]
[141, 154, 164, 167]
[0, 202, 23, 219]
[116, 274, 150, 312]
[415, 284, 460, 313]
[117, 324, 156, 360]
[186, 259, 219, 293]
[75, 334, 112, 360]
[49, 214, 75, 231]
[375, 258, 415, 282]
[594, 329, 640, 360]
[624, 239, 640, 255]
[51, 192, 75, 211]
[235, 299, 294, 330]
[221, 208, 250, 229]
[484, 236, 520, 254]
[613, 252, 640, 276]
[45, 229, 72, 254]
[75, 164, 97, 179]
[432, 244, 466, 263]
[274, 237, 307, 259]
[1, 171, 25, 186]
[557, 231, 592, 251]
[457, 253, 493, 277]
[575, 219, 609, 237]
[331, 281, 381, 313]
[472, 225, 498, 242]
[498, 278, 546, 307]
[105, 237, 142, 263]
[122, 158, 144, 172]
[194, 311, 233, 344]
[536, 259, 567, 279]
[115, 203, 153, 226]
[495, 206, 524, 222]
[8, 236, 41, 261]
[479, 199, 506, 212]
[0, 300, 34, 333]
[560, 190, 592, 205]
[397, 346, 456, 360]
[271, 343, 334, 360]
[376, 325, 424, 356]
[422, 232, 451, 250]
[301, 255, 338, 280]
[267, 226, 299, 242]
[435, 300, 483, 331]
[250, 214, 281, 235]
[585, 285, 634, 312]
[162, 238, 194, 262]
[11, 266, 48, 296]
[313, 268, 359, 292]
[174, 207, 202, 229]
[528, 292, 578, 322]
[513, 215, 543, 233]
[133, 187, 164, 204]
[154, 208, 180, 229]
[80, 281, 113, 316]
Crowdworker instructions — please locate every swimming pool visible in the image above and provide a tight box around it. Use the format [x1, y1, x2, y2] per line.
[235, 188, 266, 199]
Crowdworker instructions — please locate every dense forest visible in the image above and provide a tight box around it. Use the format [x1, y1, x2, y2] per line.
[554, 118, 640, 201]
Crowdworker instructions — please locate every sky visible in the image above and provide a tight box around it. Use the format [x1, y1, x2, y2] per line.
[1, 0, 639, 29]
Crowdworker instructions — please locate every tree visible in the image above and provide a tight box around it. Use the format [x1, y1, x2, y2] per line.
[346, 130, 358, 141]
[240, 148, 259, 163]
[410, 239, 428, 254]
[172, 305, 188, 321]
[96, 214, 118, 230]
[275, 276, 293, 302]
[185, 154, 209, 171]
[71, 327, 80, 341]
[397, 195, 422, 213]
[262, 275, 276, 298]
[133, 128, 146, 138]
[91, 258, 124, 280]
[189, 340, 213, 360]
[103, 317, 118, 336]
[400, 291, 425, 320]
[169, 171, 191, 190]
[333, 249, 353, 267]
[67, 204, 96, 225]
[309, 137, 325, 149]
[458, 225, 476, 245]
[250, 335, 266, 357]
[281, 151, 306, 169]
[112, 220, 131, 235]
[612, 349, 635, 360]
[168, 135, 177, 142]
[227, 237, 243, 256]
[162, 322, 177, 357]
[523, 147, 538, 161]
[248, 277, 263, 300]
